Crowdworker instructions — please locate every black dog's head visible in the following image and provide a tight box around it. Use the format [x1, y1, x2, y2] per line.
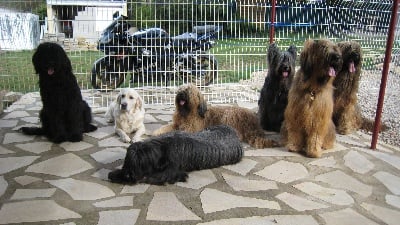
[32, 42, 72, 78]
[268, 43, 297, 79]
[108, 140, 169, 184]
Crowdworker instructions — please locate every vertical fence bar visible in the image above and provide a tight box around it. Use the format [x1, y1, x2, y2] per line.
[371, 0, 399, 149]
[269, 0, 276, 43]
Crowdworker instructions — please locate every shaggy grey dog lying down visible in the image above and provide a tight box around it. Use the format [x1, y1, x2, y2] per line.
[108, 125, 243, 185]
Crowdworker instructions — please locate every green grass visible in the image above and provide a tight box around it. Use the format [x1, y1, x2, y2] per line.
[0, 34, 394, 93]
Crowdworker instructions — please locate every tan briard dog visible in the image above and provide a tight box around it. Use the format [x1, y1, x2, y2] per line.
[281, 39, 342, 158]
[332, 41, 363, 134]
[153, 84, 277, 148]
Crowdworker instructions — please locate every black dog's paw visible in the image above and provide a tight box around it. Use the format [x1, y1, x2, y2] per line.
[108, 169, 136, 184]
[85, 124, 97, 133]
[69, 134, 83, 142]
[20, 127, 44, 135]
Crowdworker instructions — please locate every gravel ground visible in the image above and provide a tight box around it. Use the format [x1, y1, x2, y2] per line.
[241, 67, 400, 148]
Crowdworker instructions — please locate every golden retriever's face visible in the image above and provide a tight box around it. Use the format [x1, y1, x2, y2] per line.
[117, 89, 143, 112]
[300, 39, 343, 85]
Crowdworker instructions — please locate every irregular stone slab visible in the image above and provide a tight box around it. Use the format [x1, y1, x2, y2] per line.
[91, 168, 112, 181]
[90, 147, 126, 164]
[2, 110, 30, 119]
[361, 203, 400, 225]
[324, 142, 348, 153]
[155, 115, 173, 122]
[294, 182, 354, 205]
[176, 170, 217, 189]
[47, 178, 115, 200]
[315, 170, 372, 197]
[59, 141, 93, 152]
[93, 196, 134, 208]
[15, 142, 53, 154]
[97, 209, 140, 225]
[245, 148, 300, 157]
[3, 133, 35, 144]
[200, 188, 280, 214]
[10, 188, 56, 200]
[222, 173, 278, 191]
[147, 192, 201, 221]
[120, 184, 150, 194]
[276, 192, 328, 211]
[0, 119, 18, 128]
[198, 215, 319, 225]
[14, 175, 41, 186]
[0, 176, 7, 198]
[0, 146, 14, 155]
[356, 147, 400, 170]
[85, 126, 114, 139]
[144, 114, 158, 123]
[308, 156, 338, 168]
[223, 158, 257, 176]
[320, 208, 379, 225]
[0, 156, 39, 174]
[60, 222, 76, 225]
[20, 116, 40, 124]
[255, 160, 308, 184]
[26, 153, 93, 177]
[98, 137, 130, 147]
[336, 135, 366, 147]
[386, 195, 400, 209]
[344, 151, 374, 174]
[373, 171, 400, 195]
[0, 200, 81, 224]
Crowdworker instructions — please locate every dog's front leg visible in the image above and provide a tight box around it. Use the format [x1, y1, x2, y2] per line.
[131, 124, 146, 143]
[115, 128, 131, 143]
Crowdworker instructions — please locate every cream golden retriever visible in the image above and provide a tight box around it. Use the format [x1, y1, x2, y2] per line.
[105, 88, 146, 143]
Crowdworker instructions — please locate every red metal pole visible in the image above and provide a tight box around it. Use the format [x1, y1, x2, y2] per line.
[269, 0, 276, 43]
[371, 0, 399, 149]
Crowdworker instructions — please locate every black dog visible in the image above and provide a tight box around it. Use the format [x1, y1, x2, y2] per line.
[21, 42, 97, 143]
[108, 125, 243, 185]
[258, 43, 296, 132]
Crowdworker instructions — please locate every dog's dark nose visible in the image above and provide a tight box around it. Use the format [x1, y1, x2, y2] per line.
[120, 103, 127, 110]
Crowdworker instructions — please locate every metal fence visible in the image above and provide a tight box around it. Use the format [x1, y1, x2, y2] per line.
[0, 0, 399, 105]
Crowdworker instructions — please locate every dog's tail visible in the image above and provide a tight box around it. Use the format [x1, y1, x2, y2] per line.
[245, 131, 279, 149]
[20, 127, 45, 135]
[361, 117, 389, 133]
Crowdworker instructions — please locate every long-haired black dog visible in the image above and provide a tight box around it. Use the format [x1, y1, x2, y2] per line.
[258, 43, 296, 132]
[20, 42, 97, 143]
[108, 125, 243, 185]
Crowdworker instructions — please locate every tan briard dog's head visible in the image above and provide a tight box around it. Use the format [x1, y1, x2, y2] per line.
[300, 39, 343, 90]
[333, 41, 362, 93]
[175, 84, 207, 118]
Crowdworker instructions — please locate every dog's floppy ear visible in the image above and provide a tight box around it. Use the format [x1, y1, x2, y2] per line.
[300, 40, 313, 81]
[116, 93, 122, 104]
[197, 93, 207, 118]
[135, 96, 143, 110]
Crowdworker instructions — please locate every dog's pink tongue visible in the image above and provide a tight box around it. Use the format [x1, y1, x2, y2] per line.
[349, 62, 356, 73]
[282, 71, 288, 77]
[329, 67, 336, 77]
[180, 100, 186, 106]
[48, 68, 54, 75]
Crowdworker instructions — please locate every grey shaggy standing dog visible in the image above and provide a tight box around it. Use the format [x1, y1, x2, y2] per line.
[258, 43, 296, 132]
[108, 125, 243, 185]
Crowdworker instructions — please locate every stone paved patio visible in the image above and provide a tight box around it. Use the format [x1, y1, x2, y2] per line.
[1, 89, 400, 225]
